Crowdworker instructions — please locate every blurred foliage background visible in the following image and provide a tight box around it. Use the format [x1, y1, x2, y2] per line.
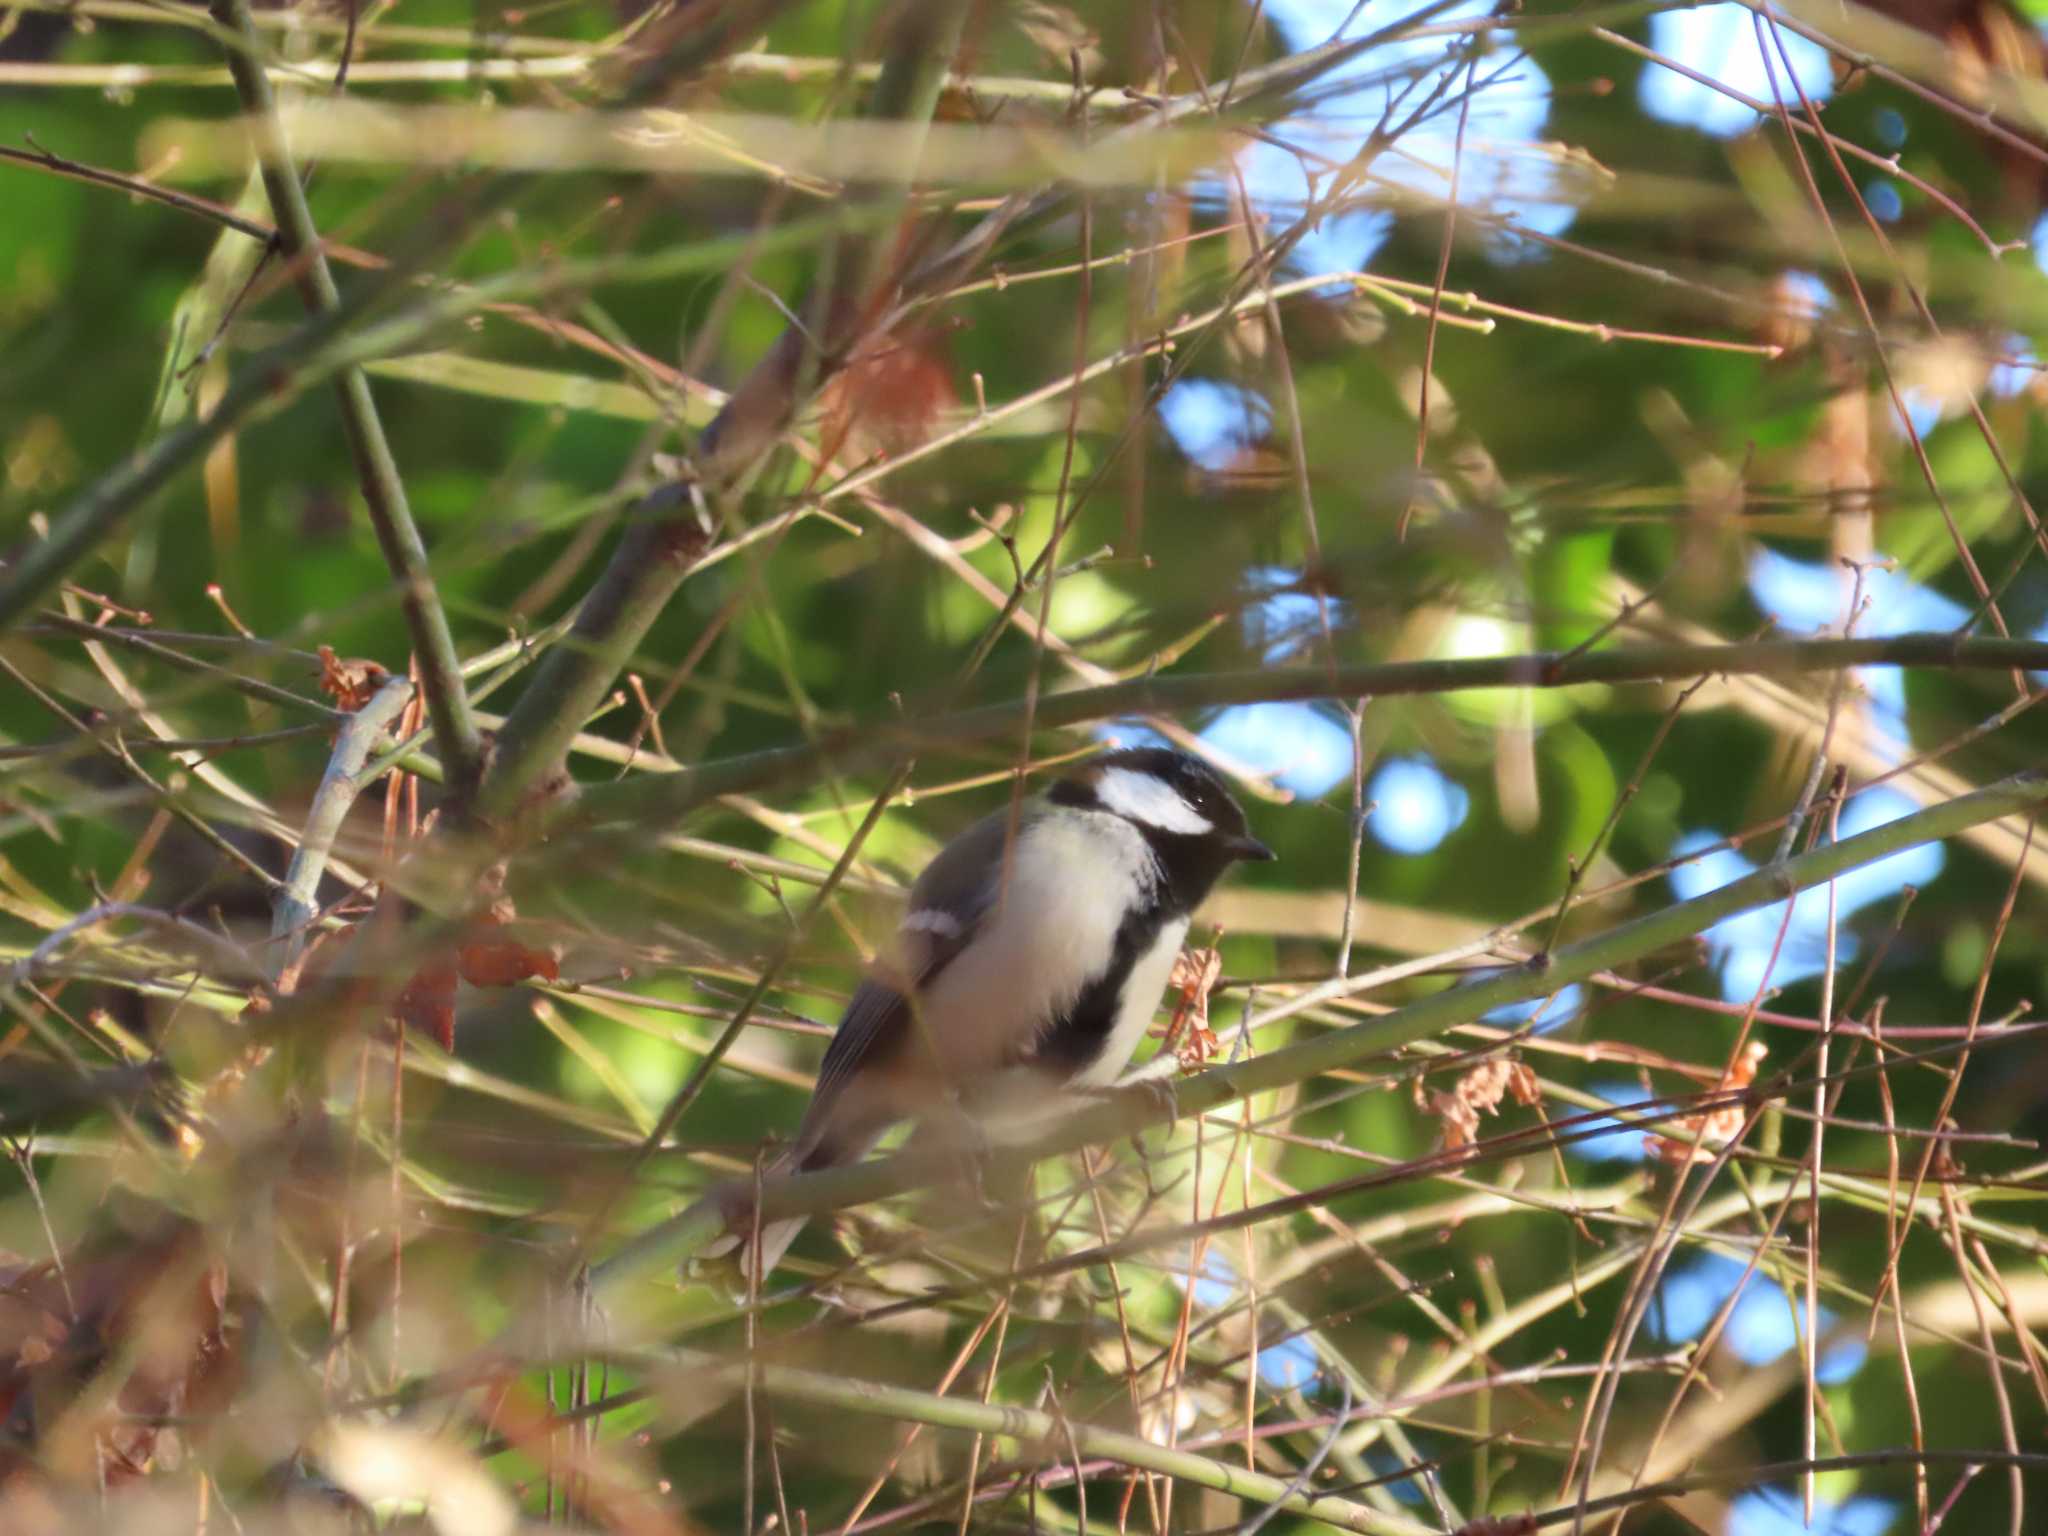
[4, 0, 2048, 1532]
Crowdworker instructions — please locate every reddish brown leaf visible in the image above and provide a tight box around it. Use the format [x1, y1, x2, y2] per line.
[819, 324, 957, 462]
[394, 958, 457, 1052]
[1417, 1052, 1539, 1152]
[456, 901, 558, 989]
[1507, 1060, 1542, 1107]
[1646, 1040, 1768, 1165]
[388, 881, 554, 1051]
[1418, 1084, 1482, 1151]
[316, 645, 391, 712]
[457, 933, 559, 989]
[1157, 941, 1225, 1067]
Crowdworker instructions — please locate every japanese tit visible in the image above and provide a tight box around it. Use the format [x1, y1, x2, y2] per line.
[715, 746, 1273, 1276]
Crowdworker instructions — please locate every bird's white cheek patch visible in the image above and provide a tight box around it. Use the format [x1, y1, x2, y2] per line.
[1096, 767, 1212, 835]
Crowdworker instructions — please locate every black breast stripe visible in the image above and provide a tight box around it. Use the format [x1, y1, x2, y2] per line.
[1025, 815, 1227, 1076]
[1026, 899, 1172, 1075]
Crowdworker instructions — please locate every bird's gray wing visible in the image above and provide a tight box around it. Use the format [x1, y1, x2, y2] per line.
[801, 809, 1016, 1132]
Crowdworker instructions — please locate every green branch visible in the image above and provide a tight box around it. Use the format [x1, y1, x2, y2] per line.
[470, 2, 975, 826]
[209, 0, 484, 799]
[641, 1349, 1437, 1536]
[569, 632, 2048, 833]
[0, 207, 861, 641]
[636, 1350, 2048, 1536]
[592, 767, 2048, 1296]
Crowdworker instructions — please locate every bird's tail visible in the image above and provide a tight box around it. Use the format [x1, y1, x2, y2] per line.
[702, 1130, 864, 1282]
[699, 1148, 803, 1281]
[698, 1215, 807, 1285]
[740, 1211, 809, 1283]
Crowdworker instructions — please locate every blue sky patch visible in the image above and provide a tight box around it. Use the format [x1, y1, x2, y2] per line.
[1369, 755, 1470, 854]
[1638, 5, 1834, 138]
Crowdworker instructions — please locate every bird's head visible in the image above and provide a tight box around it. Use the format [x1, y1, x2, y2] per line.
[1051, 747, 1274, 903]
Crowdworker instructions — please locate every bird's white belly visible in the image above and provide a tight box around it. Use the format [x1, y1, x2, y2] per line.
[911, 810, 1153, 1080]
[960, 911, 1191, 1142]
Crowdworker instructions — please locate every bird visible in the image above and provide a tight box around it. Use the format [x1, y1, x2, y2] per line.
[711, 746, 1274, 1277]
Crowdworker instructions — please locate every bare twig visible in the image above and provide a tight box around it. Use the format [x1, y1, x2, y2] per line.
[571, 633, 2048, 834]
[270, 675, 415, 981]
[207, 0, 484, 799]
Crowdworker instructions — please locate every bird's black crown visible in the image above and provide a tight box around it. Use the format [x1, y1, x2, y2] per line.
[1050, 747, 1273, 874]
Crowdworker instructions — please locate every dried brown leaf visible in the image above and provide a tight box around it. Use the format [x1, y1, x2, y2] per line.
[819, 325, 957, 462]
[394, 958, 458, 1053]
[1158, 942, 1225, 1066]
[1646, 1040, 1768, 1165]
[1416, 1052, 1539, 1151]
[316, 645, 390, 712]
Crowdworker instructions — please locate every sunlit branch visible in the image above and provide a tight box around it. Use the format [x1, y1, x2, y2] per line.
[638, 1349, 1438, 1536]
[574, 633, 2048, 831]
[210, 0, 486, 799]
[469, 1, 974, 827]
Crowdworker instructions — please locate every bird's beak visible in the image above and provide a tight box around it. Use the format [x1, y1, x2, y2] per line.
[1229, 834, 1276, 862]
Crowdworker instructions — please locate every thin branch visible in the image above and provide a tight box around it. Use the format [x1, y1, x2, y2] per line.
[0, 137, 274, 240]
[470, 2, 972, 827]
[639, 1350, 1437, 1536]
[270, 675, 415, 980]
[208, 0, 484, 799]
[570, 633, 2048, 833]
[5, 902, 264, 999]
[1731, 0, 2048, 177]
[1401, 52, 1474, 539]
